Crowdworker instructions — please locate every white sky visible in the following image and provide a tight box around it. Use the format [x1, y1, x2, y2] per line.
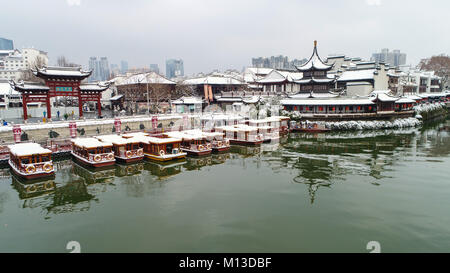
[1, 0, 449, 75]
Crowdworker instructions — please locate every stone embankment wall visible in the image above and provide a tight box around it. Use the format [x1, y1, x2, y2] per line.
[0, 115, 187, 144]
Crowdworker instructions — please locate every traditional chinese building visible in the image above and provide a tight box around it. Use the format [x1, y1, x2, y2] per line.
[10, 66, 109, 121]
[295, 41, 336, 94]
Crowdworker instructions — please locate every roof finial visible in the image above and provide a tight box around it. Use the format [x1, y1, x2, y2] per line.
[314, 40, 317, 47]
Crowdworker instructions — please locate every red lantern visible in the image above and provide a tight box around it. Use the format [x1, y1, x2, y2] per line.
[345, 106, 349, 111]
[357, 106, 361, 111]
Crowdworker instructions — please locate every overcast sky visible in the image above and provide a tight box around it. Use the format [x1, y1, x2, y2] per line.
[2, 0, 449, 75]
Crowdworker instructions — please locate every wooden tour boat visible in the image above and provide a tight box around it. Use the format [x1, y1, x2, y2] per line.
[8, 143, 55, 180]
[246, 119, 281, 143]
[95, 134, 144, 163]
[215, 125, 264, 146]
[124, 132, 187, 162]
[71, 138, 115, 168]
[164, 131, 212, 156]
[184, 129, 230, 153]
[267, 116, 290, 135]
[290, 121, 330, 133]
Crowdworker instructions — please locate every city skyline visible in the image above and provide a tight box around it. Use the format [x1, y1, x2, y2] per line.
[1, 0, 449, 75]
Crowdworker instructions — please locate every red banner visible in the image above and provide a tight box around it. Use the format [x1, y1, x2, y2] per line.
[69, 122, 77, 138]
[13, 125, 21, 143]
[114, 118, 121, 134]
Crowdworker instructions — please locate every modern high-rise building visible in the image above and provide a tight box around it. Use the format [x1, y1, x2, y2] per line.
[89, 57, 100, 82]
[120, 60, 128, 74]
[149, 64, 159, 74]
[88, 56, 110, 82]
[165, 59, 184, 79]
[371, 48, 406, 67]
[0, 38, 13, 50]
[99, 57, 110, 81]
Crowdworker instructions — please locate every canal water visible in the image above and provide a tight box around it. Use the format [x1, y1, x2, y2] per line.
[1, 118, 449, 253]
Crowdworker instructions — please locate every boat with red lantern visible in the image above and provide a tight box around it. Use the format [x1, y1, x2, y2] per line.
[95, 134, 144, 164]
[71, 138, 115, 168]
[8, 143, 55, 180]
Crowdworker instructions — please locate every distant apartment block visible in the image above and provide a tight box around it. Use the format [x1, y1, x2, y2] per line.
[149, 64, 159, 74]
[0, 38, 14, 50]
[120, 60, 128, 74]
[166, 59, 184, 79]
[0, 48, 48, 80]
[252, 55, 307, 70]
[371, 48, 406, 67]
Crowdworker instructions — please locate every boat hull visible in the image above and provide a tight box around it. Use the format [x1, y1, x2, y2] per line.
[229, 139, 263, 146]
[183, 149, 212, 157]
[9, 164, 55, 180]
[212, 146, 230, 153]
[115, 156, 144, 164]
[144, 153, 186, 162]
[72, 153, 115, 168]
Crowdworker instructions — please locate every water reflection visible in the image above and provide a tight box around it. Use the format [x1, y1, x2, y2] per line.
[2, 117, 450, 215]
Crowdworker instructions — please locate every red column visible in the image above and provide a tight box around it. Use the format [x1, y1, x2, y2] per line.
[97, 96, 102, 117]
[22, 95, 28, 121]
[78, 94, 83, 118]
[46, 95, 51, 119]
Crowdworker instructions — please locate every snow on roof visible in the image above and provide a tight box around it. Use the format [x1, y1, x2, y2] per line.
[71, 138, 113, 148]
[371, 93, 398, 102]
[395, 97, 416, 104]
[116, 72, 175, 86]
[338, 69, 376, 81]
[216, 124, 259, 132]
[79, 82, 110, 91]
[290, 92, 339, 99]
[296, 41, 333, 71]
[8, 143, 52, 156]
[9, 81, 49, 92]
[246, 67, 274, 75]
[183, 76, 244, 85]
[172, 96, 203, 104]
[33, 66, 91, 77]
[281, 98, 375, 106]
[110, 94, 124, 101]
[257, 70, 303, 83]
[406, 95, 422, 100]
[95, 134, 141, 145]
[164, 131, 205, 140]
[0, 81, 20, 95]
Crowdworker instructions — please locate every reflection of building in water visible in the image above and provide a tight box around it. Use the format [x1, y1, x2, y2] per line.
[72, 162, 116, 185]
[46, 179, 96, 214]
[12, 175, 56, 200]
[115, 163, 145, 177]
[145, 161, 185, 180]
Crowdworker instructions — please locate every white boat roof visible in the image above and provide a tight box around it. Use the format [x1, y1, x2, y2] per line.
[71, 138, 113, 148]
[216, 125, 259, 132]
[95, 134, 141, 145]
[121, 132, 181, 144]
[165, 131, 205, 140]
[8, 143, 52, 156]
